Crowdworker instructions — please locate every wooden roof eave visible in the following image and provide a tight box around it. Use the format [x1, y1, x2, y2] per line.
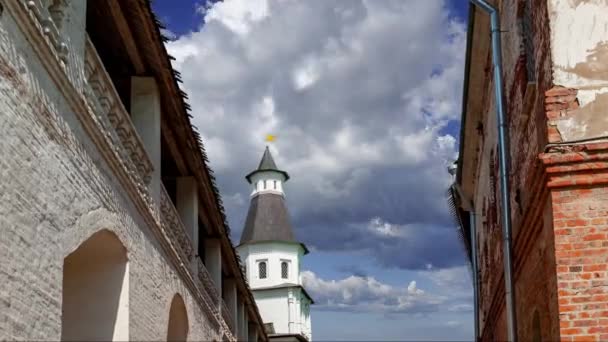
[458, 7, 492, 204]
[117, 0, 268, 337]
[107, 0, 145, 74]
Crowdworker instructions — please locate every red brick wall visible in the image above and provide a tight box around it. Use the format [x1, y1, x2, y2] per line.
[542, 145, 608, 341]
[514, 196, 560, 341]
[469, 0, 608, 339]
[553, 188, 608, 340]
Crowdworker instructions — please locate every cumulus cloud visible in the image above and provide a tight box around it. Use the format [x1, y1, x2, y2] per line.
[446, 320, 462, 328]
[425, 265, 472, 292]
[302, 271, 445, 314]
[167, 0, 466, 270]
[422, 266, 474, 313]
[299, 266, 473, 315]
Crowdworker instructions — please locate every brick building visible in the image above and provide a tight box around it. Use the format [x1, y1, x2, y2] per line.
[0, 1, 266, 341]
[454, 0, 608, 340]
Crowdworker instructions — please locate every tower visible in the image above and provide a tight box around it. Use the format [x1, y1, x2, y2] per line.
[237, 147, 313, 341]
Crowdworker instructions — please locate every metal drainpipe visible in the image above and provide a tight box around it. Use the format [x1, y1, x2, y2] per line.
[468, 1, 518, 341]
[469, 207, 480, 341]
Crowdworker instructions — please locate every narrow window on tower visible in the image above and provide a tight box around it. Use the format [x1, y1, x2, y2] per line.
[274, 180, 277, 190]
[281, 261, 288, 279]
[258, 261, 267, 279]
[264, 180, 267, 189]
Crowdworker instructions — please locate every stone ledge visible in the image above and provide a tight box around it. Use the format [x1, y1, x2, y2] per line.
[540, 143, 608, 188]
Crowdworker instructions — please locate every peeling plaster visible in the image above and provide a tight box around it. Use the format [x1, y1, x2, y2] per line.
[549, 0, 608, 90]
[567, 41, 608, 81]
[549, 0, 608, 141]
[556, 92, 608, 141]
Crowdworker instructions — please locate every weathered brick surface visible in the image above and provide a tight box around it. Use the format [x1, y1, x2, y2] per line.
[469, 0, 608, 340]
[542, 145, 608, 341]
[0, 8, 219, 342]
[469, 0, 559, 340]
[551, 185, 608, 340]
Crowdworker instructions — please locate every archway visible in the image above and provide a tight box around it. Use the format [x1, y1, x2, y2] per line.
[167, 294, 189, 341]
[61, 229, 129, 341]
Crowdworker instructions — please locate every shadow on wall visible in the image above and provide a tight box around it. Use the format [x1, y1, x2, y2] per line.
[61, 229, 129, 341]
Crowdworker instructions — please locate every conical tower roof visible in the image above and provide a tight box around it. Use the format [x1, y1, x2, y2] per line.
[240, 192, 296, 244]
[245, 146, 290, 183]
[240, 147, 307, 253]
[258, 146, 279, 170]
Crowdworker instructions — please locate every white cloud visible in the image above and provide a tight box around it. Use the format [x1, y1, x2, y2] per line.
[424, 265, 472, 292]
[301, 270, 445, 314]
[292, 57, 321, 90]
[368, 217, 407, 238]
[447, 303, 473, 312]
[203, 0, 269, 35]
[167, 0, 467, 271]
[446, 320, 462, 327]
[419, 266, 474, 313]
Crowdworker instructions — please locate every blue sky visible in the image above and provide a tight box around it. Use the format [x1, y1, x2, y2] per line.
[153, 0, 472, 340]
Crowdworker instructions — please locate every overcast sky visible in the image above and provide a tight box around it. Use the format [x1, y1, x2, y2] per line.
[154, 0, 472, 339]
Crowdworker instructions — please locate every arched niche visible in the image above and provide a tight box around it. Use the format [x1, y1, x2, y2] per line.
[61, 229, 129, 341]
[167, 294, 189, 342]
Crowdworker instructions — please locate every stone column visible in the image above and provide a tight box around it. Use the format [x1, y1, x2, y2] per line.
[177, 176, 198, 270]
[237, 297, 245, 341]
[248, 322, 258, 342]
[130, 77, 161, 203]
[205, 239, 222, 297]
[243, 310, 249, 341]
[223, 278, 238, 336]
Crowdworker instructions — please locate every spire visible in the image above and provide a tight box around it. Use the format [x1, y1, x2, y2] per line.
[258, 146, 278, 170]
[245, 146, 290, 183]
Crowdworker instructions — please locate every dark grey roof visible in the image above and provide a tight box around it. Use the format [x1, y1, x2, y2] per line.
[240, 193, 296, 244]
[258, 146, 278, 170]
[246, 147, 290, 183]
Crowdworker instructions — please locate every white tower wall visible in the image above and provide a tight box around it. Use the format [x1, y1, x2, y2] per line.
[238, 242, 303, 289]
[238, 147, 312, 340]
[249, 171, 286, 197]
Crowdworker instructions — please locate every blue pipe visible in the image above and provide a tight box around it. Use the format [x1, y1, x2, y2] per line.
[468, 1, 518, 341]
[469, 208, 479, 341]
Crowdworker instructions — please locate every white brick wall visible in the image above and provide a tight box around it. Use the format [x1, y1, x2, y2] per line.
[0, 7, 222, 342]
